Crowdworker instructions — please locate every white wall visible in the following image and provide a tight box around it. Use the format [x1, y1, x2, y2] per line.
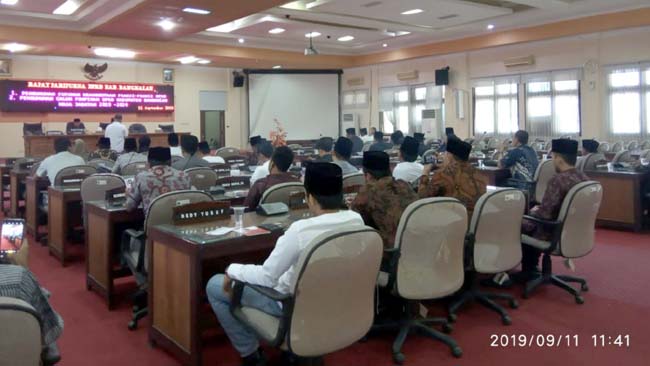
[0, 55, 247, 157]
[343, 26, 650, 140]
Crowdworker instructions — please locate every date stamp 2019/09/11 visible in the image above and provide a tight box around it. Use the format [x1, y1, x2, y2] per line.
[490, 334, 630, 348]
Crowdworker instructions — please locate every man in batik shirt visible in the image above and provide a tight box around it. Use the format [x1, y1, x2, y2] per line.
[126, 147, 191, 216]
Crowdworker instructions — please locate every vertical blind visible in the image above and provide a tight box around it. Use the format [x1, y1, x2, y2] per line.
[604, 63, 650, 139]
[378, 84, 443, 134]
[472, 76, 520, 137]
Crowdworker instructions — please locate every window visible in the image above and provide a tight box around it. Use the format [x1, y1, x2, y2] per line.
[524, 70, 582, 138]
[472, 77, 519, 136]
[342, 89, 369, 109]
[605, 64, 650, 137]
[379, 84, 444, 134]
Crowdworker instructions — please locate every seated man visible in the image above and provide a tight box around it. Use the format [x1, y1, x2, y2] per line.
[519, 139, 588, 278]
[332, 137, 359, 176]
[248, 135, 263, 166]
[206, 162, 363, 366]
[138, 135, 151, 156]
[419, 137, 486, 216]
[112, 138, 147, 174]
[0, 264, 64, 364]
[414, 132, 427, 157]
[352, 151, 417, 248]
[576, 139, 606, 171]
[346, 128, 364, 154]
[499, 130, 539, 189]
[88, 137, 118, 161]
[65, 118, 85, 134]
[168, 133, 182, 157]
[126, 147, 191, 215]
[314, 137, 334, 162]
[360, 127, 374, 143]
[36, 137, 86, 184]
[172, 135, 211, 170]
[244, 146, 299, 210]
[393, 136, 424, 184]
[438, 127, 455, 152]
[390, 130, 404, 148]
[249, 142, 273, 185]
[198, 141, 226, 164]
[368, 131, 393, 152]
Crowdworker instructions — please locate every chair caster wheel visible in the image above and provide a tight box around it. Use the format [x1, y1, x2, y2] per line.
[392, 352, 405, 364]
[447, 313, 457, 323]
[442, 323, 453, 334]
[509, 299, 519, 309]
[502, 316, 512, 326]
[575, 296, 584, 305]
[451, 346, 463, 358]
[128, 321, 137, 331]
[581, 284, 589, 292]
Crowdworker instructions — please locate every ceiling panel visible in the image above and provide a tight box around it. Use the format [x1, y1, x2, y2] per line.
[0, 0, 99, 15]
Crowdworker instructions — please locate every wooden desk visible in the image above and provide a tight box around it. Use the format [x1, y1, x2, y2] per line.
[9, 170, 29, 218]
[24, 132, 188, 159]
[148, 210, 311, 366]
[25, 176, 49, 239]
[47, 186, 83, 265]
[476, 166, 511, 186]
[585, 169, 649, 232]
[85, 202, 145, 309]
[0, 164, 12, 213]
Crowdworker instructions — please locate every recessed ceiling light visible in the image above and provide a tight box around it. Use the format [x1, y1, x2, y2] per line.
[53, 0, 82, 15]
[0, 0, 18, 5]
[157, 19, 176, 31]
[382, 43, 388, 48]
[305, 32, 321, 38]
[3, 43, 29, 53]
[238, 38, 245, 44]
[93, 47, 136, 59]
[487, 24, 495, 30]
[268, 28, 285, 34]
[178, 56, 198, 64]
[337, 35, 354, 42]
[197, 59, 211, 64]
[401, 9, 423, 15]
[272, 65, 282, 69]
[182, 7, 211, 15]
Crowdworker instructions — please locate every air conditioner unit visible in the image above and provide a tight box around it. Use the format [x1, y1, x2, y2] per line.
[347, 77, 365, 87]
[341, 113, 359, 133]
[504, 55, 535, 68]
[421, 109, 442, 139]
[397, 70, 419, 81]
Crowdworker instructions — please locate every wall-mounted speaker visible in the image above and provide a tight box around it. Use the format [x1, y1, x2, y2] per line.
[435, 67, 450, 86]
[233, 72, 245, 87]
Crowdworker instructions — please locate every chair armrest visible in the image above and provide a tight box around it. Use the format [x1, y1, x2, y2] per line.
[124, 229, 145, 239]
[0, 297, 43, 330]
[523, 215, 560, 227]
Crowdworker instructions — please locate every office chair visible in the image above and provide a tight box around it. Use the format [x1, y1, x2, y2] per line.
[259, 182, 305, 206]
[576, 153, 607, 172]
[128, 123, 147, 134]
[422, 149, 437, 163]
[532, 160, 556, 204]
[158, 124, 174, 133]
[362, 141, 372, 152]
[640, 149, 650, 161]
[543, 140, 553, 152]
[448, 189, 525, 325]
[122, 190, 213, 330]
[375, 198, 466, 363]
[521, 181, 602, 303]
[53, 166, 97, 186]
[86, 159, 114, 172]
[224, 155, 248, 168]
[610, 141, 624, 153]
[185, 167, 218, 191]
[80, 174, 125, 202]
[626, 141, 639, 151]
[640, 140, 650, 150]
[597, 141, 610, 153]
[121, 162, 149, 177]
[22, 123, 44, 136]
[612, 150, 632, 164]
[342, 172, 365, 189]
[230, 226, 382, 364]
[0, 297, 43, 366]
[215, 147, 241, 159]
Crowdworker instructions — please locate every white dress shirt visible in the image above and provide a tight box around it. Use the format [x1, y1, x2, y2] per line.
[104, 122, 128, 153]
[361, 135, 374, 143]
[170, 146, 183, 157]
[36, 151, 86, 184]
[249, 160, 270, 185]
[227, 210, 364, 295]
[202, 155, 226, 164]
[392, 161, 424, 183]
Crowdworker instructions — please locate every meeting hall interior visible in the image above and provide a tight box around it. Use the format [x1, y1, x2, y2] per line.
[0, 0, 649, 365]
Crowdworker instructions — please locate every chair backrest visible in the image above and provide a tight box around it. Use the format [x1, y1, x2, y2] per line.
[393, 198, 467, 300]
[53, 165, 97, 186]
[597, 141, 610, 153]
[144, 190, 213, 234]
[487, 137, 500, 150]
[556, 181, 603, 258]
[128, 123, 147, 134]
[121, 162, 149, 176]
[224, 155, 248, 167]
[534, 159, 556, 203]
[640, 140, 650, 150]
[639, 149, 650, 160]
[422, 149, 437, 162]
[259, 182, 305, 205]
[612, 150, 632, 163]
[611, 141, 623, 153]
[215, 147, 241, 158]
[80, 174, 126, 202]
[0, 297, 42, 365]
[288, 226, 382, 357]
[185, 167, 218, 190]
[215, 176, 251, 190]
[626, 140, 639, 151]
[23, 123, 43, 136]
[470, 189, 525, 274]
[87, 159, 114, 170]
[544, 140, 553, 152]
[158, 124, 174, 133]
[342, 172, 365, 189]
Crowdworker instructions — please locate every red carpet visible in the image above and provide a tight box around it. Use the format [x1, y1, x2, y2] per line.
[20, 228, 650, 366]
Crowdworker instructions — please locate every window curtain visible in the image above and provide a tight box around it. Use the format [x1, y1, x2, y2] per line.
[379, 84, 443, 134]
[604, 63, 650, 139]
[471, 75, 520, 138]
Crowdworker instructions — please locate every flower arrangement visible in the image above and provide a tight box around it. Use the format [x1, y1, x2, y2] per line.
[269, 118, 287, 147]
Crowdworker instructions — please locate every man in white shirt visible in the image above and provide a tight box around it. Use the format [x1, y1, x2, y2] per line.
[206, 162, 363, 366]
[249, 142, 273, 185]
[104, 114, 128, 153]
[360, 127, 374, 143]
[392, 136, 424, 184]
[112, 138, 147, 174]
[197, 141, 226, 164]
[36, 137, 86, 184]
[168, 133, 182, 157]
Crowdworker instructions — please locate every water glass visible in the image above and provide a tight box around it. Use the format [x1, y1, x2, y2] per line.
[233, 206, 245, 231]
